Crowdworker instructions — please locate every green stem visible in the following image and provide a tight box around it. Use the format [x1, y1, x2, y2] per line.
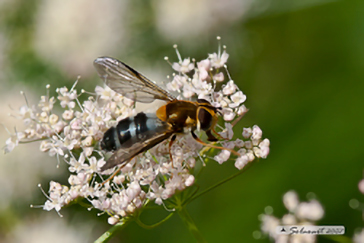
[94, 220, 129, 243]
[184, 161, 253, 206]
[135, 212, 175, 229]
[178, 207, 207, 243]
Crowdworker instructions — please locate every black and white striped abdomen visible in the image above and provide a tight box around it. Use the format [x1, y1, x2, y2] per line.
[100, 112, 169, 152]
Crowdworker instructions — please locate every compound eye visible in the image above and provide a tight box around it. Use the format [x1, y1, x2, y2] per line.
[198, 108, 213, 131]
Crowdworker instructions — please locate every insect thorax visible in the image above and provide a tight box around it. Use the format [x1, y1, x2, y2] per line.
[156, 100, 199, 133]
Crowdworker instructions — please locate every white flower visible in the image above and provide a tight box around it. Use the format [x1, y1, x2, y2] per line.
[244, 141, 252, 151]
[126, 181, 142, 199]
[209, 50, 229, 68]
[166, 75, 185, 92]
[108, 216, 120, 225]
[219, 123, 234, 140]
[296, 200, 324, 221]
[39, 96, 56, 112]
[18, 105, 35, 125]
[234, 139, 245, 148]
[197, 59, 211, 81]
[222, 108, 235, 121]
[214, 150, 231, 164]
[70, 118, 83, 130]
[43, 181, 67, 212]
[222, 80, 237, 95]
[95, 85, 116, 101]
[283, 191, 299, 212]
[69, 153, 86, 173]
[57, 87, 77, 109]
[258, 139, 270, 159]
[237, 105, 248, 116]
[354, 229, 364, 243]
[49, 114, 59, 125]
[282, 214, 296, 224]
[359, 179, 364, 194]
[84, 156, 102, 173]
[68, 172, 91, 186]
[252, 125, 263, 140]
[242, 127, 252, 139]
[260, 214, 280, 239]
[213, 72, 224, 82]
[172, 58, 194, 73]
[185, 175, 195, 187]
[234, 155, 249, 170]
[3, 132, 22, 153]
[229, 91, 246, 108]
[182, 83, 195, 98]
[63, 135, 78, 150]
[149, 182, 165, 205]
[186, 157, 196, 168]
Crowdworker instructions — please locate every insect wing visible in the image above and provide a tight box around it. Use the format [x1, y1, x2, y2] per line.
[101, 130, 174, 171]
[94, 57, 176, 103]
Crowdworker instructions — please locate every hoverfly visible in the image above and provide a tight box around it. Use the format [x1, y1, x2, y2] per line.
[94, 57, 239, 177]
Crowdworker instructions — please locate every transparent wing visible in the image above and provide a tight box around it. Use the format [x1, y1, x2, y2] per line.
[94, 57, 176, 103]
[101, 131, 174, 171]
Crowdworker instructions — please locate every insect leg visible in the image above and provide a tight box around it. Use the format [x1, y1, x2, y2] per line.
[100, 159, 131, 186]
[211, 128, 229, 140]
[231, 109, 249, 127]
[169, 134, 177, 162]
[191, 132, 241, 156]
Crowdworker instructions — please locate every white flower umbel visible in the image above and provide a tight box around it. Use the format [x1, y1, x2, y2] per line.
[351, 177, 364, 243]
[259, 190, 324, 242]
[359, 179, 364, 194]
[354, 229, 364, 243]
[3, 38, 270, 238]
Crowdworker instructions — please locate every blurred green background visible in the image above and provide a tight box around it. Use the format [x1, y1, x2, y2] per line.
[0, 0, 363, 242]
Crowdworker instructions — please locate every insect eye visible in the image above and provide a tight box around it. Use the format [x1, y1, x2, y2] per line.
[198, 108, 213, 131]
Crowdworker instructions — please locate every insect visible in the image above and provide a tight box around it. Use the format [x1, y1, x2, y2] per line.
[94, 57, 239, 176]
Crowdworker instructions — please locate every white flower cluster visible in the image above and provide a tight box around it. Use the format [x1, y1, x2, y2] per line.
[354, 229, 364, 243]
[260, 190, 324, 242]
[359, 178, 364, 195]
[3, 41, 270, 224]
[352, 178, 364, 243]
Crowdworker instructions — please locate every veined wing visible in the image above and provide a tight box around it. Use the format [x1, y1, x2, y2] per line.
[94, 57, 176, 103]
[101, 130, 174, 171]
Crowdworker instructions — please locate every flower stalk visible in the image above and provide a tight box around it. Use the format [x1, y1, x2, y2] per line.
[184, 160, 254, 206]
[94, 220, 129, 243]
[178, 207, 207, 243]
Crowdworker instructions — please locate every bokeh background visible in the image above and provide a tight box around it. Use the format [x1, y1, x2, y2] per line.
[0, 0, 363, 242]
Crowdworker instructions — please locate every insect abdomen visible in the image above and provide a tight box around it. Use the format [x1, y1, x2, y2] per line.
[101, 112, 169, 151]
